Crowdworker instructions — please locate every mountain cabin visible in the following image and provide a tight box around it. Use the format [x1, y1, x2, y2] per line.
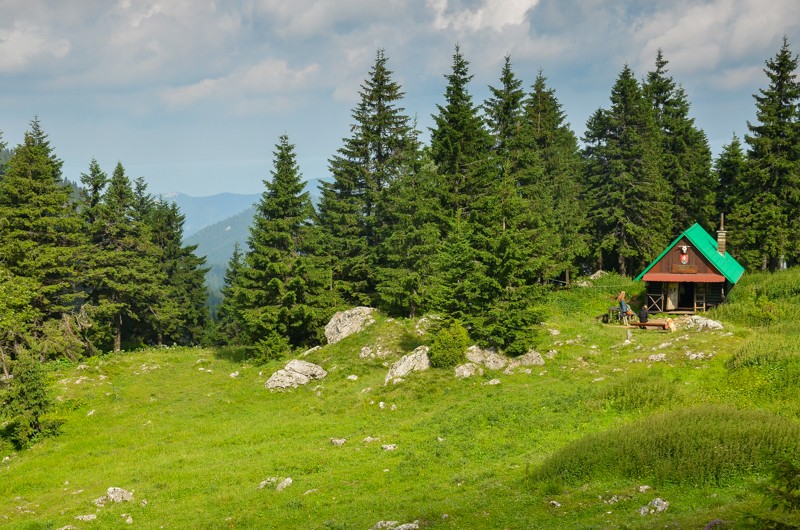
[635, 222, 744, 313]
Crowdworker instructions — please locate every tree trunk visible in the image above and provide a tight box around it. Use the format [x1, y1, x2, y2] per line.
[114, 314, 122, 352]
[0, 346, 8, 377]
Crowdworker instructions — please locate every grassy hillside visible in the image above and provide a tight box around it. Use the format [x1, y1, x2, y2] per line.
[2, 272, 799, 528]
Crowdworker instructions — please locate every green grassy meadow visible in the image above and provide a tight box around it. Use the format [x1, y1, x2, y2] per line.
[2, 272, 800, 529]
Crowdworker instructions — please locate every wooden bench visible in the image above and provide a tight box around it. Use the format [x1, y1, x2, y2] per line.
[631, 320, 672, 331]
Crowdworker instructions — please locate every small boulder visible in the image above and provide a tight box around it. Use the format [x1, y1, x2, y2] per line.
[330, 438, 347, 446]
[384, 346, 430, 385]
[465, 346, 507, 370]
[504, 350, 545, 374]
[266, 360, 327, 390]
[276, 477, 293, 491]
[325, 307, 376, 344]
[482, 378, 501, 386]
[639, 497, 669, 515]
[687, 316, 724, 331]
[382, 444, 397, 451]
[75, 514, 97, 522]
[454, 362, 484, 379]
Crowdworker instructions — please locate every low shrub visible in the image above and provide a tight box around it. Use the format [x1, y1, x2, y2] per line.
[429, 321, 470, 368]
[598, 372, 679, 412]
[727, 334, 800, 371]
[528, 405, 800, 487]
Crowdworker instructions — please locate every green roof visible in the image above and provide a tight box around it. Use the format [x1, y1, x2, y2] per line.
[635, 223, 745, 284]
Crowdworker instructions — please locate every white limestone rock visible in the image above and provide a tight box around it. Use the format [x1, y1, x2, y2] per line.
[465, 345, 507, 370]
[324, 307, 376, 344]
[454, 362, 484, 379]
[266, 360, 327, 390]
[384, 346, 430, 385]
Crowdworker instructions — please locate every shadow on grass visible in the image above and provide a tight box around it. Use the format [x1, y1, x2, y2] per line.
[212, 346, 253, 363]
[397, 329, 427, 352]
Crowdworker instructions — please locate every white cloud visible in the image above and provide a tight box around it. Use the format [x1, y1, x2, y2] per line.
[162, 58, 320, 109]
[0, 22, 70, 73]
[429, 0, 538, 32]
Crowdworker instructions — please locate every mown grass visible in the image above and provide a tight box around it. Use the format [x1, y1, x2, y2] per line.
[1, 271, 799, 528]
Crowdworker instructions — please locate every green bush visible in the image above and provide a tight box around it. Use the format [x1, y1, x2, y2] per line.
[727, 333, 800, 371]
[529, 405, 800, 487]
[429, 321, 470, 368]
[2, 351, 54, 448]
[598, 372, 679, 412]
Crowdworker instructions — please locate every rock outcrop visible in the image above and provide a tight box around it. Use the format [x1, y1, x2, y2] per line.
[384, 346, 430, 385]
[686, 315, 724, 331]
[324, 307, 376, 344]
[266, 360, 327, 390]
[454, 362, 484, 379]
[465, 346, 507, 370]
[504, 350, 545, 374]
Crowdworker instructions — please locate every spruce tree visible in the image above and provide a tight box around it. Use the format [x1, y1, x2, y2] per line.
[643, 50, 715, 231]
[430, 44, 492, 223]
[484, 55, 525, 155]
[733, 37, 800, 270]
[214, 243, 245, 345]
[318, 49, 413, 305]
[82, 162, 163, 352]
[523, 71, 588, 283]
[0, 119, 85, 322]
[582, 65, 672, 275]
[146, 200, 209, 345]
[238, 135, 332, 360]
[714, 134, 747, 218]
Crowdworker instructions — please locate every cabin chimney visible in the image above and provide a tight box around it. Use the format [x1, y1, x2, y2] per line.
[717, 213, 727, 255]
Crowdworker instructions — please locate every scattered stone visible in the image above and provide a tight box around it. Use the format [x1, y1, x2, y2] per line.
[363, 436, 379, 443]
[382, 444, 398, 451]
[266, 360, 327, 390]
[589, 270, 607, 280]
[384, 346, 430, 385]
[550, 500, 561, 508]
[465, 346, 507, 370]
[638, 485, 652, 494]
[258, 478, 277, 489]
[2, 456, 11, 463]
[686, 351, 712, 360]
[87, 410, 95, 416]
[330, 438, 347, 446]
[122, 513, 133, 524]
[229, 371, 239, 378]
[371, 521, 419, 530]
[359, 345, 392, 359]
[454, 362, 483, 379]
[545, 349, 558, 359]
[592, 377, 605, 383]
[648, 353, 667, 362]
[301, 346, 321, 357]
[414, 314, 442, 336]
[56, 526, 79, 530]
[687, 316, 724, 331]
[75, 514, 97, 521]
[639, 497, 669, 515]
[482, 379, 501, 386]
[77, 364, 89, 371]
[504, 349, 545, 374]
[324, 307, 376, 344]
[549, 329, 561, 336]
[276, 477, 293, 491]
[140, 499, 148, 507]
[346, 374, 358, 381]
[303, 489, 318, 495]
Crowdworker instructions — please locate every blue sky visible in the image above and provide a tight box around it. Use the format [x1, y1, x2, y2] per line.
[2, 0, 799, 197]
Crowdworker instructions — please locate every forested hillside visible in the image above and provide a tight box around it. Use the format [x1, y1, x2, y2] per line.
[1, 38, 799, 418]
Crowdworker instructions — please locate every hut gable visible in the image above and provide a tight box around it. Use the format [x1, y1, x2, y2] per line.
[635, 223, 744, 284]
[635, 223, 745, 313]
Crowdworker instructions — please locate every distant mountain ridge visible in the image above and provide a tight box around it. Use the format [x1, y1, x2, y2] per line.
[161, 192, 260, 237]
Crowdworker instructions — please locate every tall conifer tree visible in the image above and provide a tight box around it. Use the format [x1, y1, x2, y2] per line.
[582, 66, 672, 275]
[238, 135, 332, 359]
[732, 37, 800, 270]
[318, 49, 413, 305]
[0, 118, 85, 322]
[643, 50, 714, 231]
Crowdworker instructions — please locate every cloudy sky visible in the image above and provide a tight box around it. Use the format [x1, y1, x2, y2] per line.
[2, 0, 799, 197]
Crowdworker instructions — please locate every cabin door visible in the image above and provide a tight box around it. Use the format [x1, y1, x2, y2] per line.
[666, 283, 678, 311]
